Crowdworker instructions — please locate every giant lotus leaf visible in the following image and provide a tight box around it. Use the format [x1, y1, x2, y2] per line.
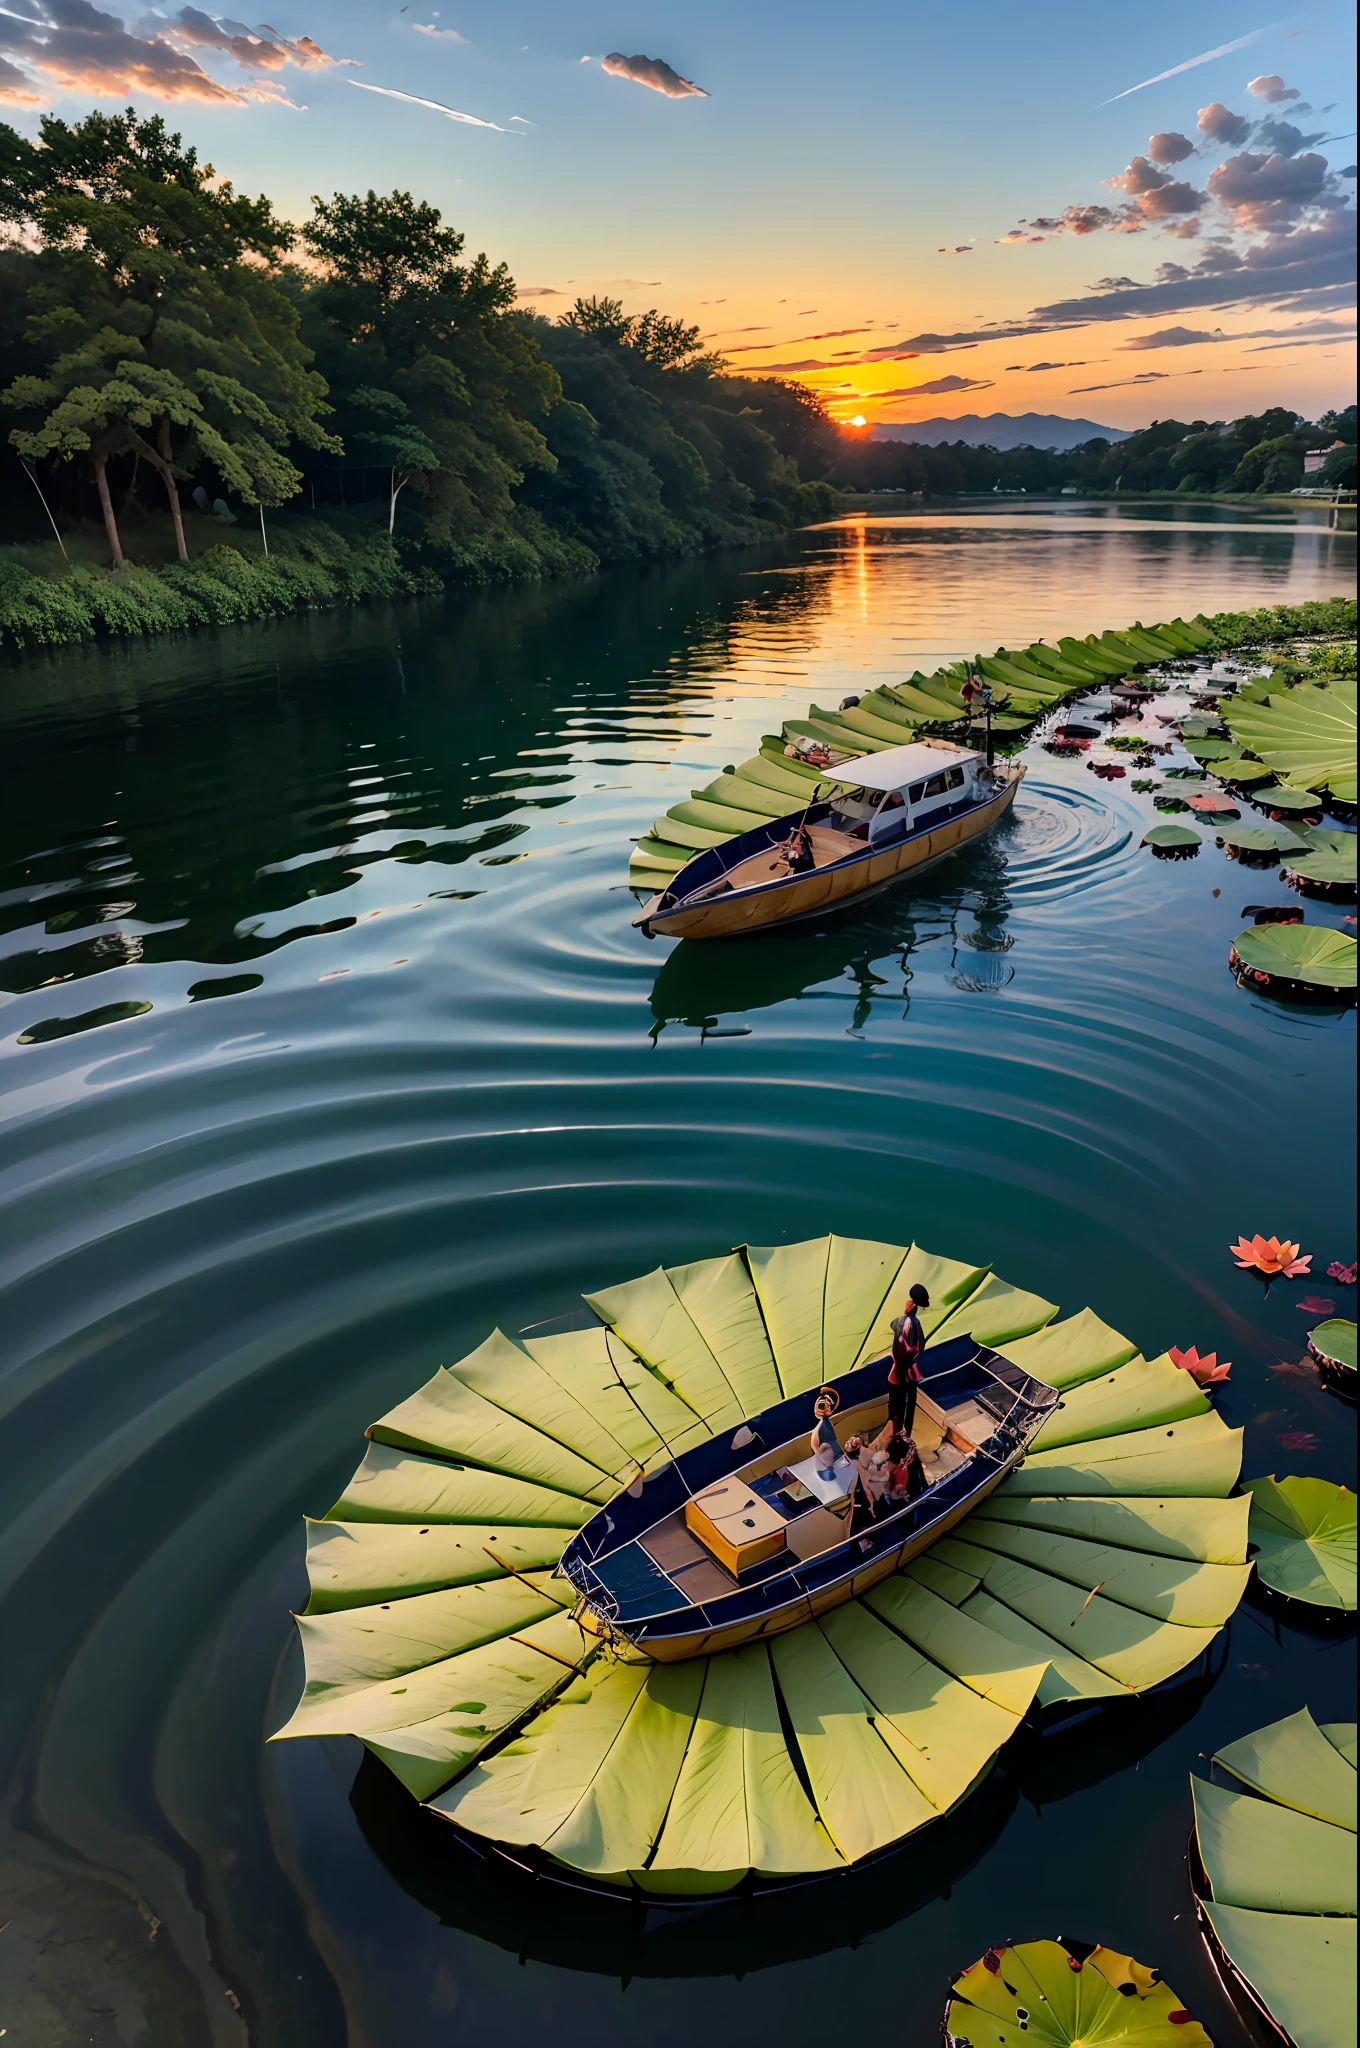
[1226, 677, 1358, 803]
[1192, 1708, 1357, 2048]
[274, 1236, 1253, 1891]
[1245, 1475, 1357, 1610]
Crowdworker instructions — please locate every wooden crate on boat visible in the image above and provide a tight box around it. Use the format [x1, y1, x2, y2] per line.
[685, 1479, 788, 1575]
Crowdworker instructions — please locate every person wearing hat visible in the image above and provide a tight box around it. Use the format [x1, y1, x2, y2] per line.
[887, 1283, 930, 1438]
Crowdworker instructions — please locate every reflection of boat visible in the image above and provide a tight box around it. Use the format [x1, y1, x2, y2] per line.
[633, 741, 1024, 940]
[558, 1336, 1058, 1662]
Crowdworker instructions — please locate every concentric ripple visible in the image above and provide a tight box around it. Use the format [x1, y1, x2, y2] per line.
[0, 513, 1353, 2046]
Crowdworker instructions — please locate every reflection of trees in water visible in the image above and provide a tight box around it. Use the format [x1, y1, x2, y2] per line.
[649, 831, 1019, 1034]
[0, 539, 832, 996]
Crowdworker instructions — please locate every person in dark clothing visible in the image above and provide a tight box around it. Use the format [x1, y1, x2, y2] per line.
[783, 821, 816, 873]
[881, 1431, 925, 1510]
[888, 1283, 930, 1437]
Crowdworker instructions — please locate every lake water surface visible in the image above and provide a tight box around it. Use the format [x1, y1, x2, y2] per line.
[1, 505, 1355, 2045]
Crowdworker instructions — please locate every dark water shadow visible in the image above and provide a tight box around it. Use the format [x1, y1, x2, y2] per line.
[348, 1747, 1017, 1981]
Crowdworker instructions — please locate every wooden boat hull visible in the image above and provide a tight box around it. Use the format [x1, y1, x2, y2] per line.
[559, 1336, 1059, 1664]
[580, 1450, 1017, 1662]
[635, 769, 1023, 940]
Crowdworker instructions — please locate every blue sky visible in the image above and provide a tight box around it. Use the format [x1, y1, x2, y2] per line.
[1, 0, 1355, 426]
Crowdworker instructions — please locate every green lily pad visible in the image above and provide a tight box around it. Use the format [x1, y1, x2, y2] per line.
[1185, 738, 1236, 760]
[1143, 822, 1201, 848]
[1285, 850, 1359, 887]
[1215, 824, 1309, 856]
[1246, 1476, 1357, 1609]
[1154, 795, 1189, 812]
[944, 1939, 1212, 2045]
[1192, 1709, 1358, 2048]
[1306, 827, 1358, 856]
[1231, 923, 1358, 989]
[1309, 1318, 1358, 1374]
[1213, 759, 1274, 784]
[1262, 785, 1325, 813]
[1227, 677, 1358, 800]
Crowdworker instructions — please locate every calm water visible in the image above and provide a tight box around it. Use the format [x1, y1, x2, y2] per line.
[1, 507, 1355, 2047]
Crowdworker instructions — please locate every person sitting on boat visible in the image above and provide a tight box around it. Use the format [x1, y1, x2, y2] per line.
[845, 1431, 889, 1511]
[810, 1388, 841, 1472]
[888, 1284, 930, 1436]
[880, 1432, 926, 1510]
[782, 820, 816, 873]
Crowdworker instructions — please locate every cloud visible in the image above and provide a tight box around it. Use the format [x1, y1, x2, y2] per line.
[723, 327, 870, 353]
[601, 277, 662, 287]
[1019, 359, 1087, 370]
[601, 51, 706, 98]
[1198, 101, 1253, 145]
[1247, 73, 1299, 102]
[1071, 369, 1205, 390]
[349, 79, 509, 127]
[0, 1, 347, 105]
[1148, 130, 1196, 164]
[1098, 23, 1281, 106]
[996, 230, 1046, 244]
[887, 210, 1356, 346]
[1107, 157, 1205, 220]
[1117, 324, 1223, 347]
[937, 244, 973, 254]
[413, 20, 466, 38]
[880, 374, 994, 397]
[1252, 118, 1330, 156]
[1162, 219, 1203, 239]
[1207, 147, 1332, 228]
[516, 285, 564, 296]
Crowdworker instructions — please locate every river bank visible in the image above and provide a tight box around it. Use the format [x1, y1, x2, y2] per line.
[0, 497, 831, 655]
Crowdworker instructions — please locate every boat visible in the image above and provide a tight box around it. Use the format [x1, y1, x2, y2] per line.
[633, 739, 1024, 941]
[557, 1332, 1059, 1661]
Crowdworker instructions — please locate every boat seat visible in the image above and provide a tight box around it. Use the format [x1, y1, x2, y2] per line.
[786, 1504, 851, 1561]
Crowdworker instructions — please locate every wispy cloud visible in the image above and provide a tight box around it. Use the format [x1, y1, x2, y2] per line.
[349, 78, 510, 128]
[600, 51, 706, 98]
[1072, 369, 1204, 390]
[878, 374, 995, 397]
[412, 20, 467, 41]
[1097, 22, 1284, 106]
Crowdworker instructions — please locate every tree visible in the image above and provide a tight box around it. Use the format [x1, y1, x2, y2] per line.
[1232, 433, 1304, 493]
[348, 386, 439, 532]
[298, 189, 559, 550]
[0, 108, 335, 565]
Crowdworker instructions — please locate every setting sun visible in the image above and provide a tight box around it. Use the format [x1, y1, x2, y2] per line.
[849, 414, 867, 427]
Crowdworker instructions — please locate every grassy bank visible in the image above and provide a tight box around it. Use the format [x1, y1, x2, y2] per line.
[0, 504, 611, 653]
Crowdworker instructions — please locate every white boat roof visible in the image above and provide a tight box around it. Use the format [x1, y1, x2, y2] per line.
[824, 741, 981, 792]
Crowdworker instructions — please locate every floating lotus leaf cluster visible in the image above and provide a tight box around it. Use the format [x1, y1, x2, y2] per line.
[276, 1234, 1254, 1892]
[630, 614, 1226, 888]
[1191, 1708, 1357, 2046]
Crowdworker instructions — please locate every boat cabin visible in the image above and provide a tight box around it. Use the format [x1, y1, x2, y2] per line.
[820, 742, 982, 850]
[558, 1334, 1058, 1660]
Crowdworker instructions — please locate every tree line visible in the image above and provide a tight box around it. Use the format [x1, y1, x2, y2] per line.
[826, 405, 1357, 497]
[0, 108, 838, 578]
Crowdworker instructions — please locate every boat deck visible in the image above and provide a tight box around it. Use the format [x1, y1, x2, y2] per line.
[683, 823, 863, 903]
[588, 1388, 989, 1615]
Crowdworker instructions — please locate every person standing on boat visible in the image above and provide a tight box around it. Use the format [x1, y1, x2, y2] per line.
[888, 1284, 930, 1437]
[782, 820, 816, 873]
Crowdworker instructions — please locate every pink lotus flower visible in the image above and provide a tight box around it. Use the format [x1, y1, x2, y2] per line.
[1296, 1296, 1336, 1316]
[1327, 1260, 1357, 1286]
[1169, 1344, 1231, 1386]
[1277, 1430, 1316, 1450]
[1230, 1235, 1312, 1279]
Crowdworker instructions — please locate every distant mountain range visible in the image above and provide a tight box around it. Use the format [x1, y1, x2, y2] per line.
[870, 412, 1130, 451]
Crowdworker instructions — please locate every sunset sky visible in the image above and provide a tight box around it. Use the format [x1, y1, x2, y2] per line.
[1, 0, 1355, 430]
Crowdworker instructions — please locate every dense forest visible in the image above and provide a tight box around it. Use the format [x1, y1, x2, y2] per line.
[828, 405, 1358, 497]
[0, 110, 836, 584]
